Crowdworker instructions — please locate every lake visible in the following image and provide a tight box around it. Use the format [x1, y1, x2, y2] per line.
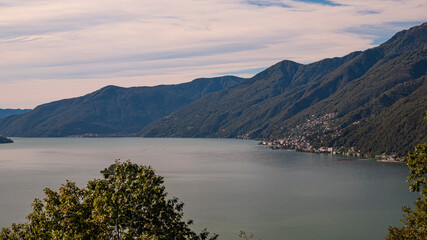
[0, 138, 416, 239]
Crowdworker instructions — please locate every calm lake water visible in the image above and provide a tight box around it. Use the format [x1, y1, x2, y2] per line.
[0, 138, 416, 239]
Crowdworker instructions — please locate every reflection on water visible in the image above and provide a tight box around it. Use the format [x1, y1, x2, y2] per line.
[0, 138, 415, 239]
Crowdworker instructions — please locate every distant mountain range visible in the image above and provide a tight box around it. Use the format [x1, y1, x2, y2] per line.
[141, 22, 427, 155]
[0, 23, 425, 156]
[0, 76, 245, 137]
[0, 109, 31, 119]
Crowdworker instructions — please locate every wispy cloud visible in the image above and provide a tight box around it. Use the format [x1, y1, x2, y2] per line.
[292, 0, 341, 6]
[0, 0, 426, 108]
[244, 0, 291, 8]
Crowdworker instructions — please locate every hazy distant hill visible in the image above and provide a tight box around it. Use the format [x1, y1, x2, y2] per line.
[141, 22, 427, 155]
[0, 109, 31, 119]
[0, 76, 246, 137]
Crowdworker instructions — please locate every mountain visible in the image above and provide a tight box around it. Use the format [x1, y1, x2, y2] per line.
[0, 76, 246, 137]
[0, 109, 31, 119]
[141, 22, 427, 156]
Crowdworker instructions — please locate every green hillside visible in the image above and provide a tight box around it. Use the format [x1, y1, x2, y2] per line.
[141, 22, 427, 156]
[0, 109, 31, 119]
[0, 76, 246, 137]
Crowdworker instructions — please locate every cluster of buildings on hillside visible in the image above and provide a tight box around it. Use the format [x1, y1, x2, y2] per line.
[259, 140, 403, 162]
[263, 112, 341, 152]
[288, 112, 341, 141]
[259, 138, 362, 156]
[259, 113, 404, 162]
[69, 133, 101, 137]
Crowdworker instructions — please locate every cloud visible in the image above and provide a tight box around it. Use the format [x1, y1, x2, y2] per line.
[0, 0, 426, 108]
[244, 0, 291, 8]
[292, 0, 341, 6]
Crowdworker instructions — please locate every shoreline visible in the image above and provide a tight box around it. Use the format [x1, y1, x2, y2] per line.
[259, 141, 405, 163]
[0, 136, 13, 144]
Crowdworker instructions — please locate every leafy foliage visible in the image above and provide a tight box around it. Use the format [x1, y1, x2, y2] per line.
[386, 114, 427, 239]
[0, 161, 217, 240]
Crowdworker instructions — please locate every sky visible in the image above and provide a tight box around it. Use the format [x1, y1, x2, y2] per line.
[0, 0, 426, 108]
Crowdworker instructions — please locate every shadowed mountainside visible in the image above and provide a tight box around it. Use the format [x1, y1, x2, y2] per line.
[141, 22, 427, 155]
[0, 109, 31, 119]
[1, 23, 425, 155]
[0, 76, 246, 137]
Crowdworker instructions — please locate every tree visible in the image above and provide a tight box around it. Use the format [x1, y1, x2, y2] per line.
[387, 113, 427, 239]
[1, 160, 218, 240]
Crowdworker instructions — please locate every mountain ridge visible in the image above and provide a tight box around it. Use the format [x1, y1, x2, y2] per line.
[1, 23, 425, 156]
[141, 22, 427, 155]
[0, 76, 246, 137]
[0, 109, 31, 120]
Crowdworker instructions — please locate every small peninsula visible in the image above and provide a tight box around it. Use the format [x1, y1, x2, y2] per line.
[0, 136, 13, 144]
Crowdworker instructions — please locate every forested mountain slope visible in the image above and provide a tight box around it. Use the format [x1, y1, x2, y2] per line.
[0, 109, 31, 119]
[141, 23, 427, 155]
[0, 76, 245, 137]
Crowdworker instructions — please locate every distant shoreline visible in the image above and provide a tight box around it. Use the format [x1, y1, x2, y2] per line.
[0, 136, 13, 144]
[259, 141, 405, 163]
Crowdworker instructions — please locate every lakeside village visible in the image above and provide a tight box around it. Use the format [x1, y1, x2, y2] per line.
[259, 113, 404, 163]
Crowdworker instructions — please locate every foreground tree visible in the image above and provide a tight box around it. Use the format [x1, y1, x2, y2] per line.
[387, 113, 427, 239]
[1, 160, 217, 240]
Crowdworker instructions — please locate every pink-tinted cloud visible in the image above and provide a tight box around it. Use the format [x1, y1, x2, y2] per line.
[0, 0, 426, 108]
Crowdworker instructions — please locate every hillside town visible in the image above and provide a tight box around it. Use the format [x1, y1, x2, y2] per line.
[260, 113, 404, 162]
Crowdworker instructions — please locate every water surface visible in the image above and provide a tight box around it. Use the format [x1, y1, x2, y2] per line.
[0, 138, 415, 239]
